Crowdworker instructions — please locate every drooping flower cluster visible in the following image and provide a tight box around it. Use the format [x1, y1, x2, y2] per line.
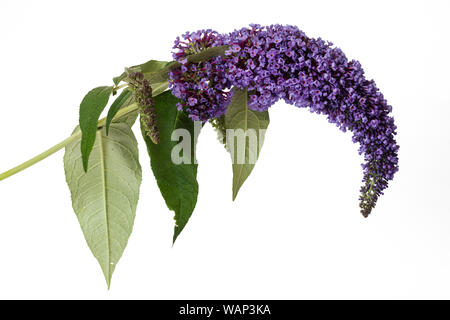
[169, 24, 399, 217]
[128, 71, 159, 144]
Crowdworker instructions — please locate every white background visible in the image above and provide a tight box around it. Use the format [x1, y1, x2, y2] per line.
[0, 0, 449, 299]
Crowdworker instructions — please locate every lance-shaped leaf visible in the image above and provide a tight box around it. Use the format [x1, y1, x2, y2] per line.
[137, 60, 171, 74]
[79, 86, 113, 171]
[151, 81, 169, 97]
[225, 88, 270, 200]
[105, 89, 132, 135]
[64, 123, 142, 288]
[106, 82, 169, 135]
[147, 45, 229, 84]
[141, 91, 200, 243]
[113, 60, 169, 85]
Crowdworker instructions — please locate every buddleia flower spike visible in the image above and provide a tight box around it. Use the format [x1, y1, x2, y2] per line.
[128, 71, 160, 144]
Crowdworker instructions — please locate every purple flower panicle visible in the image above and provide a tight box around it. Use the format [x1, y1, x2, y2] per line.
[128, 71, 159, 144]
[169, 24, 399, 216]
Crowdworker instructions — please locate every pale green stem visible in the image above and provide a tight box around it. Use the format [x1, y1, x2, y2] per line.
[0, 133, 80, 181]
[0, 103, 138, 181]
[0, 46, 229, 182]
[113, 83, 128, 91]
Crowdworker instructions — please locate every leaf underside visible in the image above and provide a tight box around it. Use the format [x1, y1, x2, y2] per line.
[141, 91, 199, 243]
[64, 123, 142, 288]
[225, 88, 270, 200]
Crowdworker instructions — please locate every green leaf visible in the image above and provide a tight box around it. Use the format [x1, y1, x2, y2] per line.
[113, 74, 124, 86]
[185, 45, 229, 64]
[79, 86, 113, 172]
[113, 60, 170, 85]
[151, 81, 169, 97]
[138, 60, 170, 74]
[64, 123, 142, 288]
[114, 46, 228, 86]
[147, 45, 229, 84]
[106, 82, 169, 134]
[117, 110, 139, 128]
[105, 89, 132, 135]
[224, 88, 270, 200]
[141, 91, 200, 242]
